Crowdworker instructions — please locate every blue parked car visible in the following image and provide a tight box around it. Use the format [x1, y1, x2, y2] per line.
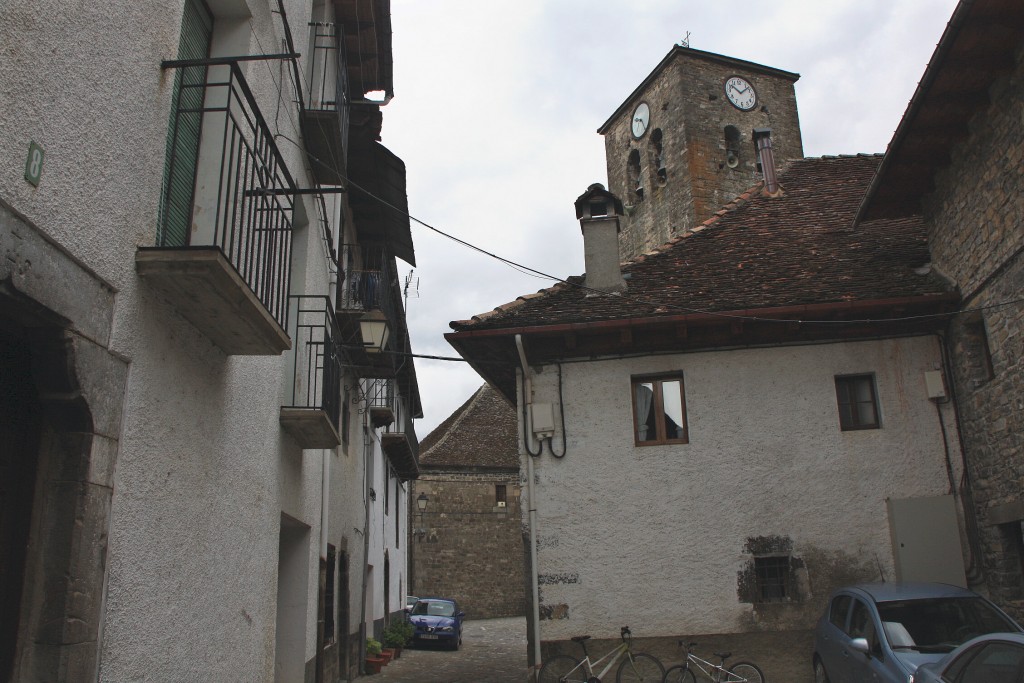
[813, 583, 1022, 683]
[408, 598, 465, 650]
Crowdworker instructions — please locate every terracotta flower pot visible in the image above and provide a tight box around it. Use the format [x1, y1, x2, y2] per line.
[365, 656, 385, 674]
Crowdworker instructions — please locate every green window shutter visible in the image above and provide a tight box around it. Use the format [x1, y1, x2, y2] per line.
[158, 0, 213, 247]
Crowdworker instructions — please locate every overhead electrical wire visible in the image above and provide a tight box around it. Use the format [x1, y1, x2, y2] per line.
[246, 17, 1021, 337]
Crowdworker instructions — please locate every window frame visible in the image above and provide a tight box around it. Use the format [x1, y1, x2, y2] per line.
[834, 373, 881, 431]
[631, 373, 689, 446]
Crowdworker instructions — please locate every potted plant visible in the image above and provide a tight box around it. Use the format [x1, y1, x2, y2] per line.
[365, 637, 385, 674]
[382, 620, 413, 657]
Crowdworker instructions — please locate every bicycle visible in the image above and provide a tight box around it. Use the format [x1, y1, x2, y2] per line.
[661, 641, 765, 683]
[538, 626, 665, 683]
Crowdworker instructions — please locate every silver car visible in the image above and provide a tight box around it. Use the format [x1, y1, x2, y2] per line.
[914, 632, 1024, 682]
[813, 583, 1022, 683]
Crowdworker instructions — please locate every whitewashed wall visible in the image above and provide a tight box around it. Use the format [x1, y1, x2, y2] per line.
[526, 336, 962, 641]
[0, 0, 368, 680]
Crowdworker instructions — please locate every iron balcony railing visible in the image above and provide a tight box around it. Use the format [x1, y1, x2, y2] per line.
[382, 390, 418, 454]
[367, 378, 395, 412]
[285, 295, 343, 427]
[159, 57, 296, 330]
[304, 21, 349, 178]
[307, 22, 348, 116]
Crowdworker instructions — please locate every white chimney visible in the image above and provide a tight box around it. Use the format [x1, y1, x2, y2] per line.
[575, 184, 626, 293]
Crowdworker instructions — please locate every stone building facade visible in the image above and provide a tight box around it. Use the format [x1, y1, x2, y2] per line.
[598, 47, 803, 261]
[410, 384, 525, 619]
[918, 14, 1024, 617]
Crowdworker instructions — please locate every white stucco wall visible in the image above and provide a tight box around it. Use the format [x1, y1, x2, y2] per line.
[0, 0, 390, 680]
[525, 336, 963, 641]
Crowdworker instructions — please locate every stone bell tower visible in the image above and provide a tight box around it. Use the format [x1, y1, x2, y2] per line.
[598, 46, 804, 261]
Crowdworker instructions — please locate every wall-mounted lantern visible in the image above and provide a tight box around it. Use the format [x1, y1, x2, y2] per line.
[359, 310, 390, 352]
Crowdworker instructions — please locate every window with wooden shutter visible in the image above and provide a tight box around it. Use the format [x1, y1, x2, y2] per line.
[158, 0, 213, 247]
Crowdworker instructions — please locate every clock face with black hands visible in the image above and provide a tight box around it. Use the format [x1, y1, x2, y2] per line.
[725, 76, 756, 111]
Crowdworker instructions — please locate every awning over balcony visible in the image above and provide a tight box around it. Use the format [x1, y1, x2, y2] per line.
[347, 139, 415, 267]
[337, 0, 394, 101]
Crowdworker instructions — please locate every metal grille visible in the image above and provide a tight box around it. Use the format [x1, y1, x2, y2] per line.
[755, 556, 790, 602]
[285, 296, 342, 429]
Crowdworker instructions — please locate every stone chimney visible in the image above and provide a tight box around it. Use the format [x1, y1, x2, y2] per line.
[574, 184, 626, 293]
[753, 128, 782, 196]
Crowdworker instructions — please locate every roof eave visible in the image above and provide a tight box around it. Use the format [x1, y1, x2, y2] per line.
[597, 46, 800, 135]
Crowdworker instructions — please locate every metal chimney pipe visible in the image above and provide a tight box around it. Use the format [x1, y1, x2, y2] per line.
[753, 128, 779, 195]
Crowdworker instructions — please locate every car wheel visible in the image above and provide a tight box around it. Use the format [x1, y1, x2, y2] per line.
[814, 658, 831, 683]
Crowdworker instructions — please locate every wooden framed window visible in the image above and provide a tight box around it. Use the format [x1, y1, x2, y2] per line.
[835, 374, 880, 430]
[631, 374, 688, 446]
[495, 484, 507, 508]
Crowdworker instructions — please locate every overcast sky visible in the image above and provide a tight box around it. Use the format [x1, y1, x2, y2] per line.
[380, 0, 961, 438]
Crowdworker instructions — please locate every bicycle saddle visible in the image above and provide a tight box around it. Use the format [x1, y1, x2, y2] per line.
[571, 635, 591, 642]
[715, 652, 732, 660]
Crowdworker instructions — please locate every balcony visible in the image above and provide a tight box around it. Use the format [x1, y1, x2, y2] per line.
[366, 378, 395, 428]
[301, 21, 348, 185]
[336, 243, 399, 377]
[279, 296, 343, 449]
[137, 59, 294, 355]
[381, 390, 418, 480]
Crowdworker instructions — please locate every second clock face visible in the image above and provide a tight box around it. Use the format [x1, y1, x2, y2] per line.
[631, 102, 651, 138]
[725, 76, 757, 111]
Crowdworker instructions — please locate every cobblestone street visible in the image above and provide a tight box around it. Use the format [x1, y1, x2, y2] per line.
[371, 617, 529, 683]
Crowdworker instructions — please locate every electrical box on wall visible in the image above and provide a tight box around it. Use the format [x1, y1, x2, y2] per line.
[530, 403, 555, 438]
[924, 370, 947, 400]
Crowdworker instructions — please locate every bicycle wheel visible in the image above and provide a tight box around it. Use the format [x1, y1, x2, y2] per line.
[726, 661, 765, 683]
[538, 654, 585, 683]
[662, 664, 697, 683]
[616, 652, 665, 683]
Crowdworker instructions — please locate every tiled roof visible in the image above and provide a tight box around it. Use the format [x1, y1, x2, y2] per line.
[451, 155, 953, 332]
[418, 384, 519, 469]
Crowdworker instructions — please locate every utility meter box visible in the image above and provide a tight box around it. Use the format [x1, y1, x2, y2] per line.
[530, 403, 555, 437]
[924, 370, 947, 399]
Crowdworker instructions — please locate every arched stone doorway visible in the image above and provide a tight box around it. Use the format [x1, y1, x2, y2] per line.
[1, 205, 128, 682]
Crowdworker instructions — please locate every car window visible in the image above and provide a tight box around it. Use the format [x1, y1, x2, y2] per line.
[412, 601, 455, 617]
[850, 599, 882, 658]
[952, 642, 1024, 683]
[830, 595, 852, 631]
[876, 597, 1020, 653]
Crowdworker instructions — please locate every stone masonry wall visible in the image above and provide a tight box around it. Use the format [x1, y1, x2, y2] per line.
[410, 470, 526, 619]
[924, 43, 1024, 616]
[603, 49, 803, 262]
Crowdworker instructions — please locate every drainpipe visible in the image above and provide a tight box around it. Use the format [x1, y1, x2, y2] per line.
[359, 410, 373, 674]
[316, 448, 330, 683]
[516, 334, 543, 679]
[321, 449, 330, 574]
